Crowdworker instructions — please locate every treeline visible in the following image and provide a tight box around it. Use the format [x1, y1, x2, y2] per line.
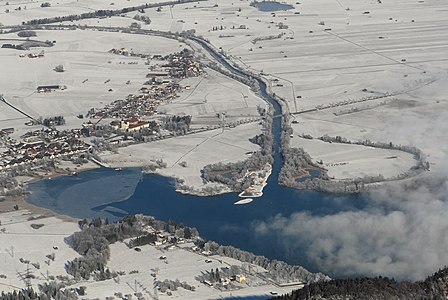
[271, 267, 448, 300]
[17, 30, 37, 37]
[276, 98, 330, 192]
[1, 43, 26, 50]
[252, 33, 284, 44]
[0, 158, 56, 197]
[285, 171, 390, 194]
[65, 216, 142, 280]
[318, 134, 429, 171]
[0, 289, 39, 300]
[38, 281, 80, 300]
[207, 61, 258, 90]
[163, 115, 192, 134]
[156, 279, 196, 293]
[284, 134, 430, 193]
[201, 107, 274, 192]
[279, 131, 430, 193]
[200, 241, 328, 284]
[132, 14, 151, 25]
[65, 215, 199, 280]
[23, 0, 207, 26]
[0, 283, 77, 300]
[278, 148, 327, 187]
[42, 115, 66, 127]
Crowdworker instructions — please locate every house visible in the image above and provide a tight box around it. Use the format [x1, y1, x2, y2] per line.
[0, 128, 14, 136]
[204, 280, 213, 287]
[128, 121, 150, 132]
[111, 118, 150, 132]
[146, 71, 169, 78]
[37, 85, 66, 93]
[236, 274, 247, 284]
[110, 121, 120, 130]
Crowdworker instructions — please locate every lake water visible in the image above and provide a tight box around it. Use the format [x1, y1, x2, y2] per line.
[27, 167, 368, 273]
[253, 1, 294, 12]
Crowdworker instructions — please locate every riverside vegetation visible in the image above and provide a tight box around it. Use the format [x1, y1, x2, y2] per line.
[65, 215, 325, 284]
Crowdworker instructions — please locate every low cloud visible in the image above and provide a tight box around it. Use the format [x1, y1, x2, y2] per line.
[252, 175, 448, 281]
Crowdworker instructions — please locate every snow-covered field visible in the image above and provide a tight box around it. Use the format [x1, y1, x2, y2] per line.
[1, 0, 448, 289]
[138, 0, 448, 180]
[0, 210, 295, 298]
[2, 0, 443, 182]
[0, 30, 184, 117]
[0, 25, 266, 189]
[79, 242, 294, 299]
[291, 137, 415, 180]
[102, 122, 261, 191]
[162, 68, 263, 123]
[0, 210, 80, 292]
[1, 0, 448, 292]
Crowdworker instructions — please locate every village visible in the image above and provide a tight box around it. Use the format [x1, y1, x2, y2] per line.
[90, 48, 203, 119]
[0, 127, 87, 171]
[0, 46, 207, 195]
[0, 209, 306, 299]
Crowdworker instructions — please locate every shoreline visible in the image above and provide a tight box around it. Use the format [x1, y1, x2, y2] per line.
[0, 193, 78, 223]
[1, 162, 100, 223]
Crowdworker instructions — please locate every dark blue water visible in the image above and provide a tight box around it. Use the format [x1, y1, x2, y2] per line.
[254, 1, 294, 12]
[27, 166, 367, 273]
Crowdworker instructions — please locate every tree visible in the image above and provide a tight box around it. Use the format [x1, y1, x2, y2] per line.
[17, 30, 36, 37]
[184, 227, 192, 239]
[54, 65, 64, 72]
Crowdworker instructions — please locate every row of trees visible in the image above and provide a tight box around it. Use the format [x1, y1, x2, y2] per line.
[200, 241, 328, 284]
[66, 215, 200, 280]
[156, 279, 195, 293]
[201, 107, 274, 192]
[163, 115, 192, 133]
[207, 61, 259, 90]
[132, 14, 151, 25]
[0, 158, 56, 197]
[42, 115, 65, 127]
[272, 267, 448, 300]
[278, 147, 326, 187]
[23, 0, 207, 26]
[17, 30, 37, 37]
[0, 283, 77, 300]
[65, 216, 143, 279]
[282, 134, 431, 193]
[318, 134, 430, 171]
